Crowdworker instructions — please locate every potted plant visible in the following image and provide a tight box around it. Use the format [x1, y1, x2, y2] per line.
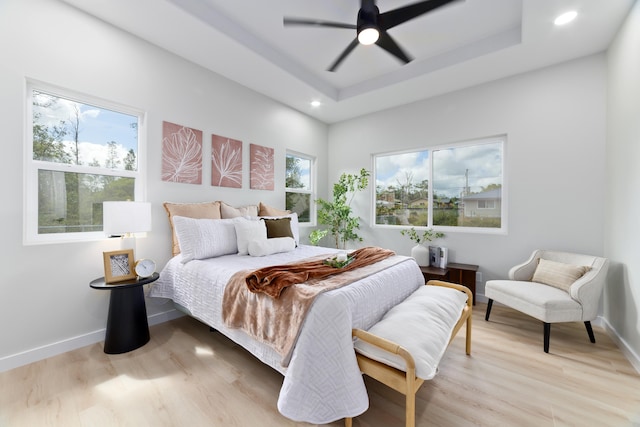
[400, 227, 445, 267]
[309, 168, 370, 249]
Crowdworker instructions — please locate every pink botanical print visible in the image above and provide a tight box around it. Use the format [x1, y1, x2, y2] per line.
[250, 143, 274, 190]
[161, 121, 202, 184]
[211, 134, 242, 188]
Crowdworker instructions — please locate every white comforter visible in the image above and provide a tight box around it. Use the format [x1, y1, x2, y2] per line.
[149, 245, 424, 424]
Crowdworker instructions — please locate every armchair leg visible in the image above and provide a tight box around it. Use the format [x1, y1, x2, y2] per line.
[485, 299, 493, 321]
[543, 323, 550, 353]
[585, 321, 596, 343]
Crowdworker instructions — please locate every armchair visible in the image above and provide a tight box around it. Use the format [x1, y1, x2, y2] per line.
[484, 250, 609, 353]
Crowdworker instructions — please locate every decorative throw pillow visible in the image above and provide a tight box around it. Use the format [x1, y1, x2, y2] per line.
[172, 216, 238, 263]
[220, 202, 259, 219]
[262, 217, 293, 239]
[248, 237, 296, 257]
[234, 217, 267, 255]
[259, 212, 300, 246]
[163, 201, 222, 256]
[258, 202, 291, 217]
[531, 258, 589, 292]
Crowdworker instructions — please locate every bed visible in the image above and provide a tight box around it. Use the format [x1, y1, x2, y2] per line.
[148, 201, 449, 424]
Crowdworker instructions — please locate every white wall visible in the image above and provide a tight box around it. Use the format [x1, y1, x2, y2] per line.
[328, 54, 607, 297]
[0, 0, 328, 371]
[605, 0, 640, 369]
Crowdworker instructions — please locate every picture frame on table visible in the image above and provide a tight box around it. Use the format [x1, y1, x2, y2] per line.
[103, 249, 136, 283]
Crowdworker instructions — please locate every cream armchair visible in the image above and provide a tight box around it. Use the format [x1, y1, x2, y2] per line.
[484, 250, 609, 353]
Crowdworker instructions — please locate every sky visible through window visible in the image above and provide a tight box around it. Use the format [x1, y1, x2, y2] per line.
[33, 91, 138, 169]
[376, 150, 429, 190]
[376, 142, 502, 198]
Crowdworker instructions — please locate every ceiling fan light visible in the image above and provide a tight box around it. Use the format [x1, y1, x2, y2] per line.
[358, 27, 379, 45]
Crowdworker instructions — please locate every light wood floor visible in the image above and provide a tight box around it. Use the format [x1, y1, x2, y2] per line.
[1, 303, 639, 427]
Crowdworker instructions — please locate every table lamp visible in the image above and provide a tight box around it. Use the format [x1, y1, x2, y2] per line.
[103, 201, 152, 252]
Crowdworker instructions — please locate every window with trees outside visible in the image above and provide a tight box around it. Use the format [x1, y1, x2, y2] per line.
[374, 136, 504, 231]
[285, 152, 314, 223]
[25, 83, 145, 243]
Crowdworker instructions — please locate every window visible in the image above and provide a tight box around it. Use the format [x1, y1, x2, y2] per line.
[285, 152, 314, 223]
[374, 136, 504, 232]
[25, 82, 145, 244]
[478, 200, 495, 209]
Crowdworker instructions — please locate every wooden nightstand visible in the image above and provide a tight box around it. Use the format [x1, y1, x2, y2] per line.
[90, 272, 159, 354]
[446, 263, 478, 305]
[419, 265, 449, 282]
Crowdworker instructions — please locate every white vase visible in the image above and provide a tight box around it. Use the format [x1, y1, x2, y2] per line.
[411, 244, 429, 267]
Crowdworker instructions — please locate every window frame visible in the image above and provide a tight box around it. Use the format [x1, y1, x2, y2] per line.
[285, 150, 316, 225]
[24, 80, 147, 245]
[372, 135, 507, 235]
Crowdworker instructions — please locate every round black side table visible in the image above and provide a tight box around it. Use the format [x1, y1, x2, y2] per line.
[90, 272, 159, 354]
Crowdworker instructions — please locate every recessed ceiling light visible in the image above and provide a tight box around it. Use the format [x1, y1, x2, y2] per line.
[310, 100, 321, 107]
[554, 11, 577, 26]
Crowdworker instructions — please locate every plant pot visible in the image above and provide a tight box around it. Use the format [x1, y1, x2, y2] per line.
[411, 244, 429, 267]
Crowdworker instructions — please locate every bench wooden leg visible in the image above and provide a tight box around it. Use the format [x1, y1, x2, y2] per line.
[466, 313, 472, 355]
[406, 390, 416, 427]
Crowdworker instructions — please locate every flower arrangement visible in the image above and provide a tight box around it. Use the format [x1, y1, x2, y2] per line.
[400, 227, 444, 245]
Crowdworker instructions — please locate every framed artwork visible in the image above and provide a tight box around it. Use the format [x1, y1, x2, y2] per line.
[103, 249, 136, 283]
[211, 134, 242, 188]
[161, 121, 203, 184]
[250, 143, 274, 190]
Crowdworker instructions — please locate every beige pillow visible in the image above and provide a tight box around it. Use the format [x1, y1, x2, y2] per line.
[258, 202, 291, 217]
[163, 201, 222, 256]
[531, 259, 589, 292]
[220, 202, 259, 219]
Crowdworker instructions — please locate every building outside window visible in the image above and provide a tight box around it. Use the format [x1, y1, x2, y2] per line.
[285, 152, 314, 223]
[25, 82, 145, 244]
[374, 136, 504, 232]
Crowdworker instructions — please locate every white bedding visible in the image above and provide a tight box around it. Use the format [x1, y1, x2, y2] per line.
[149, 245, 424, 424]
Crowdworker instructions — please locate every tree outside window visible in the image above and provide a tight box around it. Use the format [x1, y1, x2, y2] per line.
[285, 153, 313, 223]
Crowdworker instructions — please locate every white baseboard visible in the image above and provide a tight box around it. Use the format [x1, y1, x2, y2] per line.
[599, 317, 640, 374]
[0, 309, 184, 374]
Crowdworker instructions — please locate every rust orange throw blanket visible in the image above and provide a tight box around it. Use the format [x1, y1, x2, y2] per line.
[247, 246, 395, 298]
[222, 247, 404, 364]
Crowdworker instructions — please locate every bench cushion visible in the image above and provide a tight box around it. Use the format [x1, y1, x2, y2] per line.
[354, 285, 467, 380]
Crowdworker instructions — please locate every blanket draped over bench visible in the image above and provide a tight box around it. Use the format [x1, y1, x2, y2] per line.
[222, 247, 404, 365]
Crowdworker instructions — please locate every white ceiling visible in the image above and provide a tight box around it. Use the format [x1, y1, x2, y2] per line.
[61, 0, 634, 124]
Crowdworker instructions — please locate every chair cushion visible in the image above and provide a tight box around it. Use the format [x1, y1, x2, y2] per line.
[532, 259, 589, 292]
[485, 280, 582, 322]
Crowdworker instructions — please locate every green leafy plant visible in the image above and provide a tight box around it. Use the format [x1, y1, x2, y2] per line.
[400, 227, 444, 245]
[310, 168, 370, 249]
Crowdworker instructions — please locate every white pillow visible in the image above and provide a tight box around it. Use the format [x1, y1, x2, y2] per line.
[234, 217, 267, 255]
[248, 237, 296, 257]
[172, 216, 238, 263]
[258, 212, 299, 246]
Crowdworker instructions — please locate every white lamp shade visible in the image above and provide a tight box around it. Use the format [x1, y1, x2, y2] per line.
[103, 201, 152, 236]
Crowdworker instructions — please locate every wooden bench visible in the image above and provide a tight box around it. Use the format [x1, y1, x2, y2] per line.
[345, 280, 472, 427]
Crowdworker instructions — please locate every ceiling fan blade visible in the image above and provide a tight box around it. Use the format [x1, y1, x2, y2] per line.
[284, 17, 356, 30]
[379, 0, 460, 31]
[376, 31, 413, 64]
[328, 38, 360, 72]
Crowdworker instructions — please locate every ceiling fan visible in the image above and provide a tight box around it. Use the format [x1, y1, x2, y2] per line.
[284, 0, 460, 72]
